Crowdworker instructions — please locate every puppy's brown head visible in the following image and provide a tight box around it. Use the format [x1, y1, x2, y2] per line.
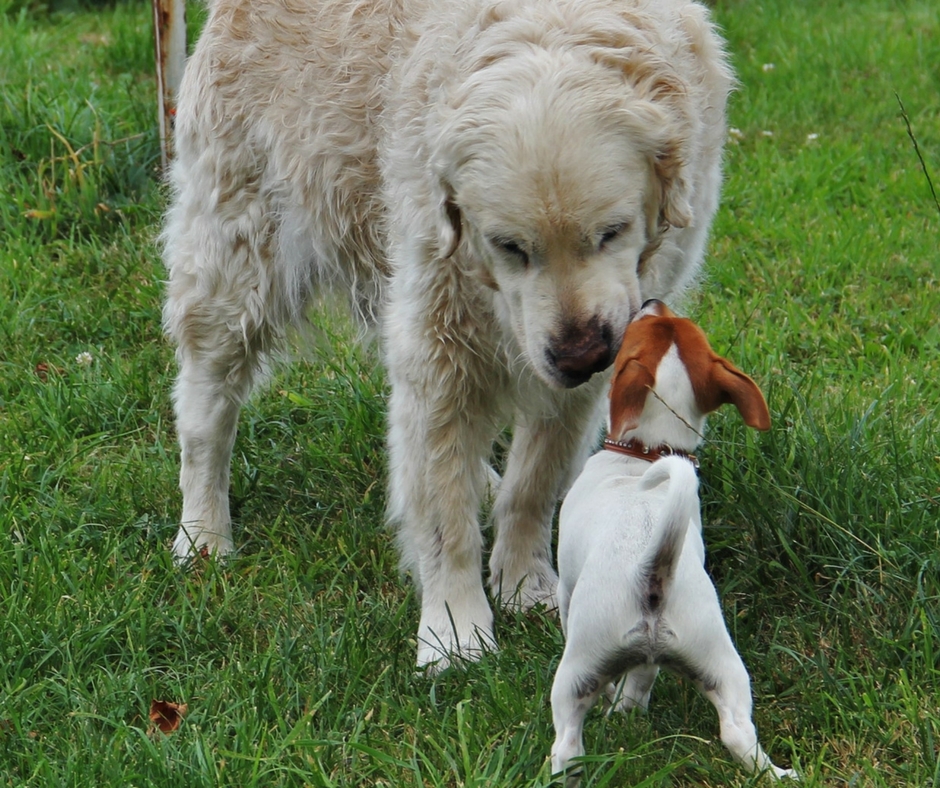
[608, 300, 770, 442]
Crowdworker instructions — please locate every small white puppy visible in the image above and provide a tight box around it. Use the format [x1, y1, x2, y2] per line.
[551, 300, 796, 783]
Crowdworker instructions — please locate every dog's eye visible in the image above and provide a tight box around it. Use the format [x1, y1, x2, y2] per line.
[599, 222, 629, 248]
[491, 237, 529, 266]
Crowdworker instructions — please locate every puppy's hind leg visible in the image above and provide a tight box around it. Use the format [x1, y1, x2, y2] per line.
[551, 648, 603, 786]
[699, 638, 797, 780]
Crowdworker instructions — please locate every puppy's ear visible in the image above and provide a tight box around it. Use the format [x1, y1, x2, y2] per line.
[709, 358, 771, 430]
[608, 358, 656, 437]
[610, 317, 674, 436]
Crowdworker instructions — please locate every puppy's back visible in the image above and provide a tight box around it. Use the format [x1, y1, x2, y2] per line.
[560, 455, 698, 647]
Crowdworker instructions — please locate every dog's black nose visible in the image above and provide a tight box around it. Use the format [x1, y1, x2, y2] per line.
[547, 320, 613, 387]
[637, 299, 670, 320]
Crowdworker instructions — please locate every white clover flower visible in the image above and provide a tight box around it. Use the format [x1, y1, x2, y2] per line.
[761, 130, 774, 137]
[806, 132, 820, 142]
[75, 351, 94, 367]
[728, 127, 745, 142]
[762, 63, 776, 72]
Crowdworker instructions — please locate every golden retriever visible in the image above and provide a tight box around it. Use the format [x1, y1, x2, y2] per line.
[162, 0, 732, 671]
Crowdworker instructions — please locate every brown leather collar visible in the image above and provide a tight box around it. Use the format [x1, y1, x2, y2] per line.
[602, 437, 699, 469]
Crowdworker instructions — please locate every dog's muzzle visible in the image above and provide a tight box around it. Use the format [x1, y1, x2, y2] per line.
[546, 319, 614, 388]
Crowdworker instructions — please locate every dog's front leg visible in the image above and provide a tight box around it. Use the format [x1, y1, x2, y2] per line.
[489, 382, 606, 611]
[385, 318, 504, 671]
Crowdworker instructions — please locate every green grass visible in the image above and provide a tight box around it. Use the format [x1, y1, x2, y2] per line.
[1, 0, 938, 785]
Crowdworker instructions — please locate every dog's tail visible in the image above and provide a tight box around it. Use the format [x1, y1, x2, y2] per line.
[636, 456, 698, 612]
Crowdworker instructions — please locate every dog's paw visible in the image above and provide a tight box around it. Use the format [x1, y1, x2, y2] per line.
[415, 594, 497, 673]
[416, 626, 497, 675]
[770, 766, 799, 781]
[491, 559, 559, 612]
[172, 525, 234, 563]
[416, 634, 497, 677]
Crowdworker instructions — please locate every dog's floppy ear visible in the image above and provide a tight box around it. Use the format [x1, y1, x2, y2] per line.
[435, 180, 462, 259]
[616, 101, 692, 242]
[608, 357, 656, 437]
[591, 30, 696, 236]
[651, 138, 692, 231]
[609, 315, 674, 436]
[637, 117, 692, 238]
[708, 358, 771, 430]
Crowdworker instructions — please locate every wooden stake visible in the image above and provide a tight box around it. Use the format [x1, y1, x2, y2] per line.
[153, 0, 187, 171]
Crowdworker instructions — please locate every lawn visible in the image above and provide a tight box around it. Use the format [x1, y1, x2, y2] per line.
[1, 0, 938, 785]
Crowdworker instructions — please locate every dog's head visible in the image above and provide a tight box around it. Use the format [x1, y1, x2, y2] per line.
[608, 300, 770, 447]
[424, 21, 703, 389]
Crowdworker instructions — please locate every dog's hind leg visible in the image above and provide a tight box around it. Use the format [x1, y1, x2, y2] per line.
[698, 637, 797, 780]
[550, 648, 604, 786]
[163, 182, 293, 560]
[169, 331, 261, 559]
[489, 383, 605, 611]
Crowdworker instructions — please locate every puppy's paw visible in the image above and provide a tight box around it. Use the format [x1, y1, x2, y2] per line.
[770, 766, 799, 781]
[551, 747, 585, 788]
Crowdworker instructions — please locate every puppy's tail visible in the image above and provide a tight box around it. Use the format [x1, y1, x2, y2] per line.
[636, 456, 698, 612]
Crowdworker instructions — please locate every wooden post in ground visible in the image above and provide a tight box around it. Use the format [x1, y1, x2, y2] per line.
[153, 0, 187, 171]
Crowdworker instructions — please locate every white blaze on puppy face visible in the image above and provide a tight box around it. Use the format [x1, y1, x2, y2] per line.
[443, 53, 659, 388]
[639, 343, 704, 447]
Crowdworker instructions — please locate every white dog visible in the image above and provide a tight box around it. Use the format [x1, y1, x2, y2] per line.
[551, 300, 796, 782]
[162, 0, 733, 670]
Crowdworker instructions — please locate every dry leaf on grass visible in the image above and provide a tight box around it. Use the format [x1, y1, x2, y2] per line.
[34, 362, 64, 381]
[148, 699, 187, 735]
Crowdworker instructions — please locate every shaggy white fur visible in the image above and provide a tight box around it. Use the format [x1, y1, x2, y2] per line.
[162, 0, 733, 670]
